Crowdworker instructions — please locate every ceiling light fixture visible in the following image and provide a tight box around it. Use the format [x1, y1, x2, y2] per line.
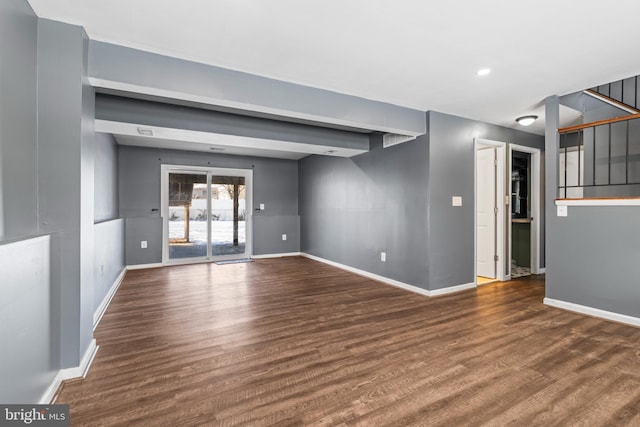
[516, 115, 538, 126]
[476, 68, 491, 76]
[209, 147, 226, 151]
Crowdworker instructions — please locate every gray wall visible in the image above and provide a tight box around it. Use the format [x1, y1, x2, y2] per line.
[96, 95, 370, 152]
[93, 132, 123, 321]
[299, 132, 430, 288]
[94, 132, 119, 222]
[0, 0, 62, 404]
[428, 111, 545, 290]
[89, 41, 426, 137]
[37, 18, 95, 369]
[547, 95, 640, 318]
[80, 32, 96, 357]
[560, 91, 624, 124]
[299, 111, 545, 292]
[93, 219, 125, 317]
[0, 0, 38, 240]
[0, 235, 56, 403]
[119, 146, 300, 265]
[546, 206, 640, 317]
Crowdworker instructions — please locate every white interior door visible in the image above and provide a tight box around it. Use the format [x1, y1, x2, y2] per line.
[476, 148, 496, 278]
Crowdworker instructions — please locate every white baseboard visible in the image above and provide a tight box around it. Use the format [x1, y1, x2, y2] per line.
[126, 262, 163, 270]
[59, 339, 98, 382]
[40, 339, 98, 404]
[537, 268, 546, 274]
[93, 268, 126, 329]
[429, 282, 477, 296]
[252, 252, 301, 259]
[301, 253, 475, 297]
[40, 373, 64, 405]
[544, 297, 640, 328]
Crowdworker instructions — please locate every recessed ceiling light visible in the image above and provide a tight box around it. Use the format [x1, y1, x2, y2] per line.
[516, 115, 538, 126]
[477, 68, 491, 76]
[137, 127, 153, 136]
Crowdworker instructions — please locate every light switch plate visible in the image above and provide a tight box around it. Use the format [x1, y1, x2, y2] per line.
[260, 203, 265, 210]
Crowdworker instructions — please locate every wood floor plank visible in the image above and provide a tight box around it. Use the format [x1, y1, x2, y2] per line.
[56, 257, 640, 426]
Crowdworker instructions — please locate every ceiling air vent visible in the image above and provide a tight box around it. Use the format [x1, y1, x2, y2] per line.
[383, 133, 416, 148]
[137, 127, 154, 136]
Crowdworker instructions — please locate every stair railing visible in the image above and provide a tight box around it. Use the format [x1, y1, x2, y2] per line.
[557, 113, 640, 199]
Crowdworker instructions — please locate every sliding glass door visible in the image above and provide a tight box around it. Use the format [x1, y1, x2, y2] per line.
[167, 171, 209, 260]
[162, 166, 252, 264]
[211, 175, 246, 256]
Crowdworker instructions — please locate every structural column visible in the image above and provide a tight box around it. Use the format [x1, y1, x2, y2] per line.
[544, 95, 560, 293]
[37, 18, 95, 369]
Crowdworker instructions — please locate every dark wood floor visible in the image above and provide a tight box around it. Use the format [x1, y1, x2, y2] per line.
[57, 257, 640, 426]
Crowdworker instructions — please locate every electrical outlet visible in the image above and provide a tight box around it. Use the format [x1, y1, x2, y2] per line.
[452, 196, 463, 206]
[141, 240, 148, 249]
[260, 203, 265, 210]
[282, 234, 287, 241]
[381, 252, 386, 262]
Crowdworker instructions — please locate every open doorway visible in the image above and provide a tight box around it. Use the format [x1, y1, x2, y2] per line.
[475, 138, 507, 284]
[511, 151, 532, 277]
[509, 144, 542, 277]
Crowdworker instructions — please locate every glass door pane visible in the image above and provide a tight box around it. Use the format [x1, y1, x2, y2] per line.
[168, 172, 208, 260]
[211, 175, 246, 256]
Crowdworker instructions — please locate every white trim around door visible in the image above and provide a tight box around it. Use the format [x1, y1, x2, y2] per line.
[161, 164, 253, 265]
[474, 138, 507, 282]
[508, 144, 542, 275]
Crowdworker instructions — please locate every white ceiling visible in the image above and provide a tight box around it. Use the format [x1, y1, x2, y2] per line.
[27, 0, 640, 135]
